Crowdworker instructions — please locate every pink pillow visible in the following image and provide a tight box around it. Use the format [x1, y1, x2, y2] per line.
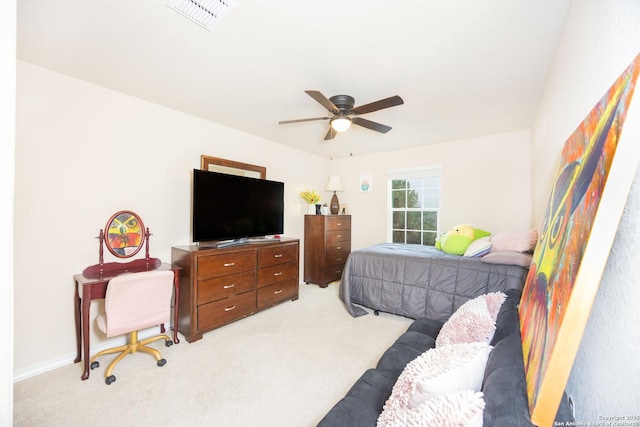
[380, 342, 492, 414]
[481, 250, 533, 267]
[378, 390, 485, 427]
[485, 291, 507, 320]
[435, 292, 506, 347]
[490, 229, 538, 252]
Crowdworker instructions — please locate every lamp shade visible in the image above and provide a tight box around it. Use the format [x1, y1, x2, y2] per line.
[325, 176, 343, 192]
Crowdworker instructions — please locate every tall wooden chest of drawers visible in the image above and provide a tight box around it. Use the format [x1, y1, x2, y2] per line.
[304, 215, 351, 288]
[172, 238, 299, 343]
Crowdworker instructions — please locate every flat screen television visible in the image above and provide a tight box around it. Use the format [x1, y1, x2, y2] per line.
[192, 169, 284, 245]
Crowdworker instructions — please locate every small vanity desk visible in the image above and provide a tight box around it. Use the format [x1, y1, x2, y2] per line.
[74, 210, 181, 380]
[73, 259, 181, 380]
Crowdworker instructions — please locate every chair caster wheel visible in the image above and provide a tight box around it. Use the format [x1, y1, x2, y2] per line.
[157, 358, 167, 367]
[374, 310, 380, 316]
[105, 375, 116, 385]
[90, 361, 99, 370]
[165, 340, 174, 347]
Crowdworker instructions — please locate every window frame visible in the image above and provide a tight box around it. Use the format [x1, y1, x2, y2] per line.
[387, 166, 442, 246]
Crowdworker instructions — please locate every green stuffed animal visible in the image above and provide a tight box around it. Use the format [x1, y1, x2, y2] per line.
[436, 224, 491, 255]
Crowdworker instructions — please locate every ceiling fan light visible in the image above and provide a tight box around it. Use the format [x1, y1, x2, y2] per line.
[330, 116, 352, 132]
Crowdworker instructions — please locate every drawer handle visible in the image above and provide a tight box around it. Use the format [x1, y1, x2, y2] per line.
[336, 246, 342, 250]
[274, 272, 283, 276]
[274, 254, 283, 258]
[337, 235, 342, 238]
[223, 284, 235, 289]
[336, 270, 342, 274]
[337, 223, 342, 226]
[336, 258, 342, 262]
[274, 289, 283, 295]
[224, 305, 236, 312]
[223, 262, 235, 267]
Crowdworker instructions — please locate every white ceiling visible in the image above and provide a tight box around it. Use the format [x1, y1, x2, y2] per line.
[17, 0, 571, 159]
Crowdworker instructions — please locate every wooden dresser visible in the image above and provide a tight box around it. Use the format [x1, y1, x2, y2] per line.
[304, 215, 351, 288]
[171, 238, 299, 343]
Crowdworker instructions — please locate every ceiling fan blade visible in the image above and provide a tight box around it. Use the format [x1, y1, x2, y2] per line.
[305, 90, 339, 112]
[324, 127, 337, 140]
[351, 95, 404, 115]
[279, 117, 329, 125]
[352, 117, 392, 133]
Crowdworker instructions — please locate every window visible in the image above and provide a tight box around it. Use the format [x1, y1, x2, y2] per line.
[388, 168, 441, 246]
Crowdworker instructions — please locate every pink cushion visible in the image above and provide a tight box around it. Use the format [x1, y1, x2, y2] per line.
[435, 292, 506, 347]
[481, 250, 533, 267]
[378, 390, 485, 427]
[490, 229, 538, 252]
[380, 342, 492, 415]
[485, 291, 507, 320]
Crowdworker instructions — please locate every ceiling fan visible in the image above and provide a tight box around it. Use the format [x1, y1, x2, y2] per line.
[279, 90, 404, 140]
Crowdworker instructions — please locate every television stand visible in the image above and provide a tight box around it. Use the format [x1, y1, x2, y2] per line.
[171, 237, 300, 343]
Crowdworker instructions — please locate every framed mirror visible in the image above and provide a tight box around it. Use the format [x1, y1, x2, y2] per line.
[201, 155, 266, 179]
[105, 210, 146, 258]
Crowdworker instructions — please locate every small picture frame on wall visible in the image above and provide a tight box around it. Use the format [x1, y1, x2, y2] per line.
[359, 174, 373, 193]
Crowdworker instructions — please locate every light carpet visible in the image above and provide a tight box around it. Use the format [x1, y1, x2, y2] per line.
[13, 283, 413, 427]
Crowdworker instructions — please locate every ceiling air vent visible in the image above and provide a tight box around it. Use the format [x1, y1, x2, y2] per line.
[166, 0, 237, 30]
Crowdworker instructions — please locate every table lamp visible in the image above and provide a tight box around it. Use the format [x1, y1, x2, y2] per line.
[325, 175, 343, 215]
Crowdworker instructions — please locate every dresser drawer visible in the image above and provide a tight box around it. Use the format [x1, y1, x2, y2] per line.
[197, 270, 256, 305]
[326, 229, 350, 244]
[197, 251, 256, 280]
[197, 291, 256, 331]
[326, 264, 346, 283]
[326, 216, 350, 231]
[257, 279, 298, 310]
[327, 242, 350, 266]
[258, 243, 298, 268]
[257, 261, 298, 288]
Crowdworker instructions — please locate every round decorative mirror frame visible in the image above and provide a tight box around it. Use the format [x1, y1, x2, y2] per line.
[104, 210, 146, 258]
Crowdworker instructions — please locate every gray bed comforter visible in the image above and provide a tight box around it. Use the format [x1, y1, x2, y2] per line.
[339, 243, 529, 319]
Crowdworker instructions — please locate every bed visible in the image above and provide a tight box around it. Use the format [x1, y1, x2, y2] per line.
[339, 243, 529, 320]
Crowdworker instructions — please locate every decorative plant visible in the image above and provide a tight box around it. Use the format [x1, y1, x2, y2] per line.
[300, 190, 321, 204]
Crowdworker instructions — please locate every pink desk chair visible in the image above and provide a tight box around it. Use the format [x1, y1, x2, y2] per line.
[89, 270, 174, 385]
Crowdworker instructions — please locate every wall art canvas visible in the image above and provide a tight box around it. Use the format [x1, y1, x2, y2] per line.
[519, 52, 640, 427]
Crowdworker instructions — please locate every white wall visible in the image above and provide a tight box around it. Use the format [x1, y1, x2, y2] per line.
[14, 61, 331, 378]
[332, 130, 533, 250]
[1, 0, 16, 422]
[531, 0, 640, 420]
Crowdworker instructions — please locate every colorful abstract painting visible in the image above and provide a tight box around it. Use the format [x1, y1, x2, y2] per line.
[520, 53, 640, 426]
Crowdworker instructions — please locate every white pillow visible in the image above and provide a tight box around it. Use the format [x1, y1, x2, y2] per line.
[436, 292, 506, 347]
[463, 236, 492, 257]
[377, 390, 485, 427]
[380, 342, 492, 414]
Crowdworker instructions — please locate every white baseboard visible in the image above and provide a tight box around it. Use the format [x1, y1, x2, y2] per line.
[14, 324, 172, 383]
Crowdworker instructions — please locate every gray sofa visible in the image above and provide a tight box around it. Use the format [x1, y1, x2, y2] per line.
[318, 289, 575, 426]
